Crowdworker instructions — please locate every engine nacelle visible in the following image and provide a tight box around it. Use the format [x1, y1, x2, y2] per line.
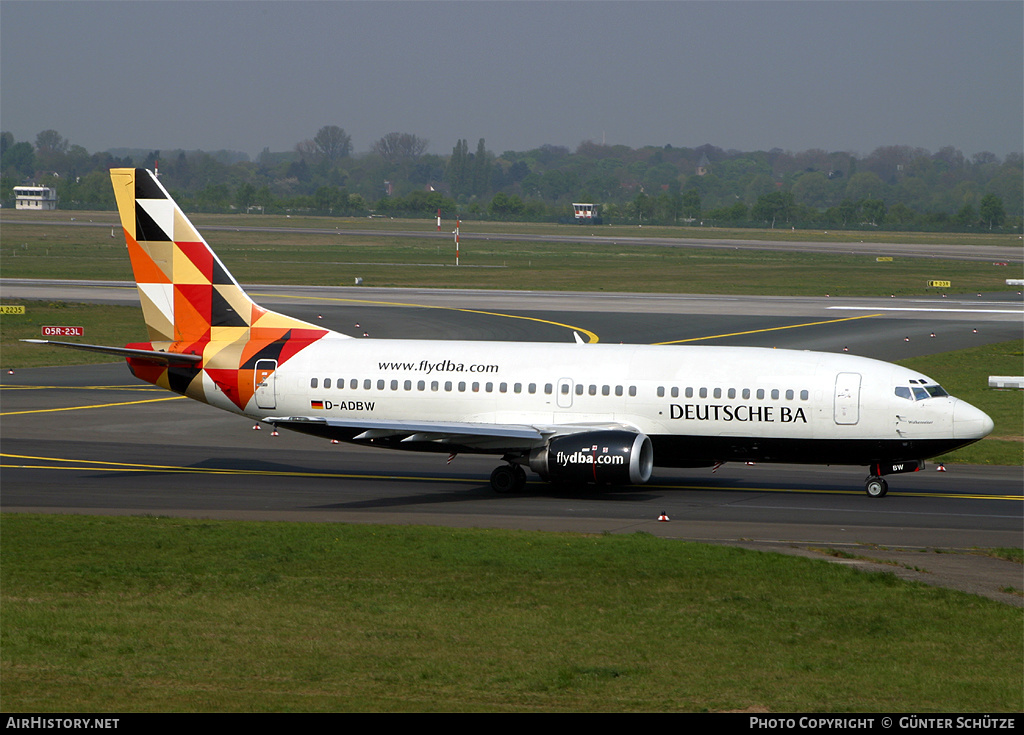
[529, 430, 654, 485]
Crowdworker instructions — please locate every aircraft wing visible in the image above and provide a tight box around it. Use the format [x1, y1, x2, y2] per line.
[261, 415, 637, 453]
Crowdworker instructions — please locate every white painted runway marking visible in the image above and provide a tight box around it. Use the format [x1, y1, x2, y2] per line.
[828, 306, 1022, 314]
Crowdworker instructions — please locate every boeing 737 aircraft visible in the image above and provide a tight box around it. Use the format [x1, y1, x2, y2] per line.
[28, 168, 994, 496]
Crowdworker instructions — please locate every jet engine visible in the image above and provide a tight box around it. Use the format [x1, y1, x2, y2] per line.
[528, 430, 654, 485]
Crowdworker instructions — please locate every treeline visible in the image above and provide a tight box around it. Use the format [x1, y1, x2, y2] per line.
[2, 128, 1020, 232]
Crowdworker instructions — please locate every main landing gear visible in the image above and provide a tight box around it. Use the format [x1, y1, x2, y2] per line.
[490, 463, 527, 493]
[864, 476, 888, 498]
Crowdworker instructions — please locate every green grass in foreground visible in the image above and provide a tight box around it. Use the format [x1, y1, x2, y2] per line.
[1, 514, 1020, 713]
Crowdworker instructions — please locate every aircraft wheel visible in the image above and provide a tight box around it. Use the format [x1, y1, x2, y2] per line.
[865, 477, 888, 498]
[490, 464, 525, 493]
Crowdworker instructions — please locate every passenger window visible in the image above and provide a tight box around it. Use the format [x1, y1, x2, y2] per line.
[324, 378, 331, 389]
[628, 386, 636, 397]
[444, 381, 452, 391]
[545, 384, 553, 395]
[615, 386, 623, 396]
[377, 380, 385, 390]
[310, 378, 318, 389]
[458, 381, 466, 392]
[363, 379, 371, 390]
[685, 387, 694, 398]
[602, 385, 610, 396]
[671, 387, 679, 398]
[657, 386, 665, 397]
[589, 385, 597, 396]
[528, 383, 536, 394]
[713, 388, 722, 399]
[785, 389, 794, 400]
[742, 388, 750, 399]
[756, 389, 765, 399]
[699, 387, 708, 398]
[728, 388, 736, 399]
[416, 380, 424, 391]
[800, 390, 809, 400]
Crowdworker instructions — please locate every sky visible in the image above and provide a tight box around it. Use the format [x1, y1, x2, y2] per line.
[2, 1, 1021, 160]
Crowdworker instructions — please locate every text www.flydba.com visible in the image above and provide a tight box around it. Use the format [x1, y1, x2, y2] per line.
[378, 360, 499, 375]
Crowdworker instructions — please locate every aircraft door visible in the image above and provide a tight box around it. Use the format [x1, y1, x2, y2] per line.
[254, 359, 278, 409]
[556, 378, 573, 408]
[834, 372, 861, 425]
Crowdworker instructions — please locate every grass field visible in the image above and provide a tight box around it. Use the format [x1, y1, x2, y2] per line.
[1, 213, 1020, 296]
[6, 208, 1024, 245]
[1, 514, 1020, 713]
[0, 300, 147, 368]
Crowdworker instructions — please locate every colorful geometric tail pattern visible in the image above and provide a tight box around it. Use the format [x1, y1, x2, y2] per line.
[110, 168, 337, 411]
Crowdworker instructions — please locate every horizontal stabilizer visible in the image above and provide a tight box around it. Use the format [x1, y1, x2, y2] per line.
[20, 339, 203, 364]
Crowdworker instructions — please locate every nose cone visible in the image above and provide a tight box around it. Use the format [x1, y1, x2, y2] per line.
[953, 400, 995, 440]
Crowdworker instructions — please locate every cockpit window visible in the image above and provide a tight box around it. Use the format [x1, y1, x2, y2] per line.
[895, 383, 950, 401]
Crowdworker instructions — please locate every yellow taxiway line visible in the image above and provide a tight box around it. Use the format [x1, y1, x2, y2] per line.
[653, 313, 884, 345]
[0, 395, 185, 416]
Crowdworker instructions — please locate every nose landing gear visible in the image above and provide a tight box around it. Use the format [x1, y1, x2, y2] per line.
[865, 476, 888, 498]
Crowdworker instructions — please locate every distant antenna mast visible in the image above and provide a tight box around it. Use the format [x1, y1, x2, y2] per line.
[454, 219, 461, 265]
[154, 160, 159, 177]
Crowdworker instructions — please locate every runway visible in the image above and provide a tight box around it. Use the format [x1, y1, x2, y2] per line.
[1, 286, 1021, 603]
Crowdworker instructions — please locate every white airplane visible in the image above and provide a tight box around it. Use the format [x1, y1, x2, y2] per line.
[28, 168, 994, 497]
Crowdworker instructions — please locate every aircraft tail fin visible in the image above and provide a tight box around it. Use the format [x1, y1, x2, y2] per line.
[108, 168, 340, 411]
[110, 167, 322, 344]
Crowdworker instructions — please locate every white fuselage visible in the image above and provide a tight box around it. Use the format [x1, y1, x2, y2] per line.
[201, 336, 990, 468]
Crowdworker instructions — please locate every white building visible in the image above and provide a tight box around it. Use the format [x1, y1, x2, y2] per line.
[14, 185, 58, 210]
[572, 203, 596, 220]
